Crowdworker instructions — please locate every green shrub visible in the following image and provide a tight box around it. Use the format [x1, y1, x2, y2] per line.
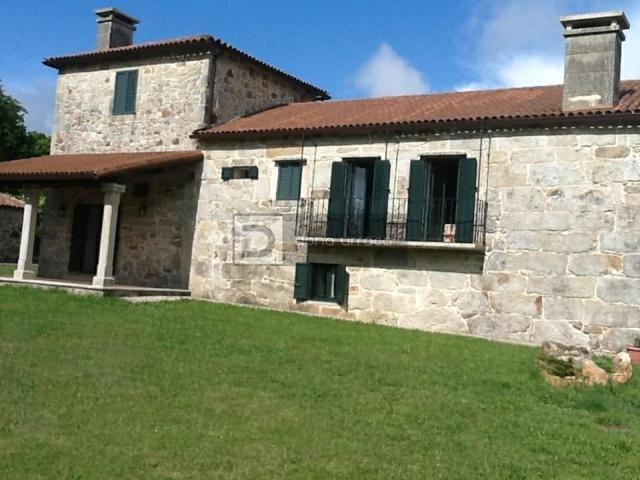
[538, 353, 576, 377]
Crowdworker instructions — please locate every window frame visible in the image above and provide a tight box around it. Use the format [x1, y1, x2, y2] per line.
[112, 70, 138, 116]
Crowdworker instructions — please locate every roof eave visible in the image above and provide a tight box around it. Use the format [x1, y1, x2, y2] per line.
[193, 111, 640, 140]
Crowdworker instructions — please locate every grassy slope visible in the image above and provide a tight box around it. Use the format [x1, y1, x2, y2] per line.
[0, 286, 639, 479]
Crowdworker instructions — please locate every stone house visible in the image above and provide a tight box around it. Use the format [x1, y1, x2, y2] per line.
[0, 193, 24, 263]
[0, 9, 639, 352]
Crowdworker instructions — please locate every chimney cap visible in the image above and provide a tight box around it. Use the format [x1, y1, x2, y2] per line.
[95, 7, 140, 25]
[560, 11, 629, 33]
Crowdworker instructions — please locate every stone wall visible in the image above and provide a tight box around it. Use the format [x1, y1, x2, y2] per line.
[51, 55, 210, 154]
[38, 165, 199, 288]
[192, 128, 640, 353]
[0, 206, 23, 263]
[211, 53, 319, 125]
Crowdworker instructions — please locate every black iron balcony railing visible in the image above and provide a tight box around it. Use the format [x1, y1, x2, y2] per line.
[295, 197, 488, 246]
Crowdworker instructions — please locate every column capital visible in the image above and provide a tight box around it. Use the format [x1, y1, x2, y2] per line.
[101, 183, 126, 194]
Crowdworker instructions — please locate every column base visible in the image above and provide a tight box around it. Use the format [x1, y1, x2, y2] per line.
[13, 269, 36, 280]
[92, 276, 115, 288]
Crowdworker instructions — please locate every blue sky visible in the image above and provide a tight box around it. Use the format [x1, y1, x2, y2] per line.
[1, 0, 639, 133]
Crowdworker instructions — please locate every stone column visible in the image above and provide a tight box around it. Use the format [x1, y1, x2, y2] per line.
[13, 191, 40, 280]
[92, 183, 126, 287]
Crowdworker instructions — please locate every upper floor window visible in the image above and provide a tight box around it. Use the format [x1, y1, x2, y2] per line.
[113, 70, 138, 115]
[276, 161, 303, 200]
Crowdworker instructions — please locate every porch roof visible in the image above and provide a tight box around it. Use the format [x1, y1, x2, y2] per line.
[0, 151, 203, 182]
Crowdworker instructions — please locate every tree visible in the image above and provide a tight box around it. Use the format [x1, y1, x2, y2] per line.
[0, 82, 50, 161]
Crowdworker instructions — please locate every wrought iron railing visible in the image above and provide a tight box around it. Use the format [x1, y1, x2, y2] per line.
[295, 196, 487, 245]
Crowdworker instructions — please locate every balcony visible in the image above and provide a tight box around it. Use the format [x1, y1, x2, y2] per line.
[295, 197, 487, 251]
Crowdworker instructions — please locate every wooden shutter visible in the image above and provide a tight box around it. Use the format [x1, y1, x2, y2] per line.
[124, 70, 138, 113]
[406, 159, 432, 241]
[248, 166, 259, 179]
[291, 163, 302, 199]
[369, 160, 391, 239]
[293, 263, 311, 301]
[276, 164, 291, 200]
[455, 157, 477, 243]
[276, 163, 302, 200]
[113, 70, 137, 114]
[221, 167, 233, 181]
[113, 72, 128, 114]
[334, 264, 348, 305]
[326, 161, 347, 238]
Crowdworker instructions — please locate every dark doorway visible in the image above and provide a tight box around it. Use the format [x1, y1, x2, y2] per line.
[345, 160, 376, 238]
[69, 204, 103, 274]
[426, 160, 459, 241]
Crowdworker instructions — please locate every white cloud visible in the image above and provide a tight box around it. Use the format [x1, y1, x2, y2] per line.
[5, 78, 56, 134]
[456, 0, 640, 91]
[621, 7, 640, 79]
[355, 43, 429, 97]
[495, 54, 564, 87]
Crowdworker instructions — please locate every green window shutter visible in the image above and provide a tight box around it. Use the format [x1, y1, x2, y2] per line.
[113, 70, 137, 114]
[369, 160, 391, 239]
[334, 264, 348, 305]
[113, 72, 128, 114]
[221, 167, 233, 181]
[248, 166, 259, 179]
[455, 157, 478, 243]
[291, 163, 302, 199]
[124, 70, 138, 113]
[406, 159, 431, 241]
[293, 263, 311, 301]
[276, 163, 303, 200]
[326, 161, 348, 238]
[276, 164, 291, 200]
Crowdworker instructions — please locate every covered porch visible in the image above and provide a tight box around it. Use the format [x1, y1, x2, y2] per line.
[0, 151, 203, 296]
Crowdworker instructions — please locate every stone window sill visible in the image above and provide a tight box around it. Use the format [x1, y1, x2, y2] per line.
[296, 236, 485, 252]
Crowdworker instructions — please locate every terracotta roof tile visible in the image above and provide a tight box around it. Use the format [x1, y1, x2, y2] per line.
[196, 81, 640, 138]
[43, 35, 328, 98]
[0, 151, 203, 182]
[0, 193, 25, 208]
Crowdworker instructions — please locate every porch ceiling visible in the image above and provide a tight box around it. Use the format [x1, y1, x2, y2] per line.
[0, 151, 203, 182]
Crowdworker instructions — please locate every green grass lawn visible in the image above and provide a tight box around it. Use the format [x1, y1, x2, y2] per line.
[1, 286, 639, 479]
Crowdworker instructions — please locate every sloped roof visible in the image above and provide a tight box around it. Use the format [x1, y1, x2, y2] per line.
[0, 193, 24, 208]
[43, 35, 328, 99]
[196, 81, 640, 138]
[0, 151, 203, 182]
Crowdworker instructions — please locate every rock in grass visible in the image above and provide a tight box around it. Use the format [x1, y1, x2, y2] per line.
[611, 352, 633, 384]
[577, 359, 609, 386]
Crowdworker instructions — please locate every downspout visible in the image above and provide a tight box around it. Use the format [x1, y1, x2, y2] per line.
[294, 134, 305, 237]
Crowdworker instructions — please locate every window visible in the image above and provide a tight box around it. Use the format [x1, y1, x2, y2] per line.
[276, 161, 303, 200]
[221, 166, 259, 181]
[293, 263, 348, 304]
[406, 156, 477, 243]
[113, 70, 138, 115]
[326, 158, 390, 239]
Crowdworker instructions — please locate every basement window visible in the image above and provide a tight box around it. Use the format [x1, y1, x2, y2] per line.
[293, 263, 348, 304]
[221, 166, 259, 181]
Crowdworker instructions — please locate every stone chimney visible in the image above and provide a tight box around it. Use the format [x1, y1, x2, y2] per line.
[95, 8, 139, 50]
[560, 11, 630, 111]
